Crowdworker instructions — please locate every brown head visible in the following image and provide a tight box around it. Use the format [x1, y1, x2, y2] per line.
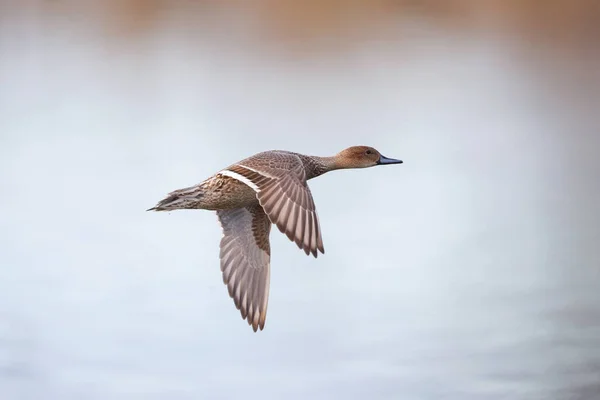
[334, 146, 403, 169]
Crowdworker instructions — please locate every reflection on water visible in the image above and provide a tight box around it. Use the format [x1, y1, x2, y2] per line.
[1, 2, 599, 399]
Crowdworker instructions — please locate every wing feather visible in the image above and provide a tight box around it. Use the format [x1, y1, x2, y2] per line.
[217, 205, 271, 332]
[221, 153, 325, 257]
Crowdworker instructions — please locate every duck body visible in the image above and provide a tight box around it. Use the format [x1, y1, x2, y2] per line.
[151, 150, 332, 212]
[149, 146, 402, 331]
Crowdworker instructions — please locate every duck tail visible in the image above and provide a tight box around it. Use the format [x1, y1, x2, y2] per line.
[147, 185, 204, 211]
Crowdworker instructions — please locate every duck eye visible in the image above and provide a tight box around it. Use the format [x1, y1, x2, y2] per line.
[365, 150, 372, 155]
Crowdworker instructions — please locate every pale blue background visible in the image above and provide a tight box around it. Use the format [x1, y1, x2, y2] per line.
[1, 2, 599, 399]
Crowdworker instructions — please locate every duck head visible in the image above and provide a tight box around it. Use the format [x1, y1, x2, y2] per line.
[335, 146, 403, 169]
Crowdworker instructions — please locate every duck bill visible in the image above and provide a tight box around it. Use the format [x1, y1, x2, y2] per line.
[377, 155, 403, 165]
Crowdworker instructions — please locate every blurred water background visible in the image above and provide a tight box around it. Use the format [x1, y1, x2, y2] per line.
[1, 1, 599, 399]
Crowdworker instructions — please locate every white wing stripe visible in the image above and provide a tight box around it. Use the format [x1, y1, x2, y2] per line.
[219, 170, 260, 191]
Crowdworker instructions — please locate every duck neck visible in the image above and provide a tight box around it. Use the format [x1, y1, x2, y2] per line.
[302, 155, 341, 180]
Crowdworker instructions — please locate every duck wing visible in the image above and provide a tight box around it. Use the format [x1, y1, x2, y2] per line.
[217, 205, 271, 331]
[222, 152, 325, 257]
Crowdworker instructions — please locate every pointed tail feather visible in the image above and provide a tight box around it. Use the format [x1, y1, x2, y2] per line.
[147, 185, 204, 211]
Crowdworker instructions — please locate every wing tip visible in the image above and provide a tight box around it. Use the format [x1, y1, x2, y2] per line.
[247, 313, 266, 332]
[300, 244, 325, 258]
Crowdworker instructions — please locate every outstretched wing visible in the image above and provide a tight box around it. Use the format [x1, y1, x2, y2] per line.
[223, 152, 325, 257]
[217, 205, 271, 332]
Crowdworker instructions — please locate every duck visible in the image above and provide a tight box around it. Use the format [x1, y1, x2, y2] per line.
[148, 146, 403, 331]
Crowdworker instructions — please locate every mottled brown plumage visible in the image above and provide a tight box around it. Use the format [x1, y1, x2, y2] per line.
[148, 145, 402, 331]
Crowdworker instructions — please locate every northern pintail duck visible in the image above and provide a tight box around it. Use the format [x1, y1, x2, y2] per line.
[148, 146, 402, 331]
